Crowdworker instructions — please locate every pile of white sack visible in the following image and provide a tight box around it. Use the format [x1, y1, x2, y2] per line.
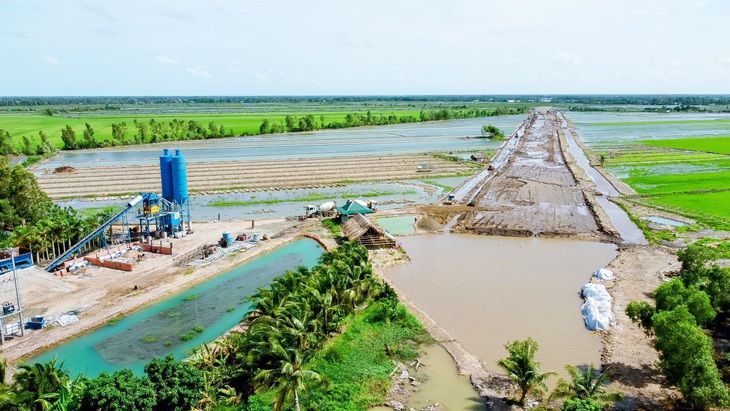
[593, 268, 614, 281]
[581, 283, 614, 331]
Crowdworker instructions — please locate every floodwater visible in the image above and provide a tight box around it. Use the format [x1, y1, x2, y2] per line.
[385, 234, 617, 376]
[57, 182, 441, 221]
[560, 113, 647, 245]
[369, 344, 485, 411]
[38, 116, 525, 169]
[568, 112, 730, 144]
[28, 238, 324, 377]
[375, 215, 417, 235]
[644, 216, 686, 227]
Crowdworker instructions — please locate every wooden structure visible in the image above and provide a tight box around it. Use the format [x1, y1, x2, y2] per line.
[54, 165, 76, 173]
[341, 214, 397, 249]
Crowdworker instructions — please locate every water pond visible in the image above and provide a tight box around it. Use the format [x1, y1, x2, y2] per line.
[385, 234, 617, 377]
[376, 215, 417, 235]
[644, 216, 686, 227]
[28, 238, 324, 377]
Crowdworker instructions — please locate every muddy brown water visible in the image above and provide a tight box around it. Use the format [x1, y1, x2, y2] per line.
[369, 344, 486, 411]
[385, 234, 617, 376]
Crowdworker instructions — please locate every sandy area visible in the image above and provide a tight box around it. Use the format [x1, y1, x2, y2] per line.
[34, 154, 473, 199]
[602, 245, 680, 409]
[2, 217, 318, 363]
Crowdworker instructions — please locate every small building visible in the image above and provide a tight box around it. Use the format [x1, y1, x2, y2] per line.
[470, 154, 487, 163]
[341, 214, 397, 249]
[336, 200, 373, 222]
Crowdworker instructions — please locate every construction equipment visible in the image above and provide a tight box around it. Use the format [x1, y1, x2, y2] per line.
[304, 201, 337, 217]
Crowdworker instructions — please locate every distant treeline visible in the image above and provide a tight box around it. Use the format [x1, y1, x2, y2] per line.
[60, 119, 234, 150]
[259, 106, 527, 134]
[2, 94, 730, 107]
[569, 104, 723, 113]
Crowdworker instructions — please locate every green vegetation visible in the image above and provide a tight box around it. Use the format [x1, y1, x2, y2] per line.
[482, 124, 505, 140]
[321, 218, 342, 236]
[0, 103, 529, 151]
[183, 294, 199, 301]
[550, 364, 620, 405]
[584, 118, 730, 127]
[142, 335, 159, 344]
[625, 245, 730, 409]
[614, 201, 675, 244]
[497, 337, 555, 405]
[642, 136, 730, 154]
[106, 316, 123, 326]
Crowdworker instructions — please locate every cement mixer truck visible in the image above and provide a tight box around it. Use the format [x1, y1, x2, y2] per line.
[304, 201, 337, 217]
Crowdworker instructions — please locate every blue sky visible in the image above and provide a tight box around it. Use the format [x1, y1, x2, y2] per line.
[1, 0, 729, 96]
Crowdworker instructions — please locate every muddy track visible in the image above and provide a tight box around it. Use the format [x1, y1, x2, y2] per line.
[451, 107, 615, 241]
[36, 154, 473, 199]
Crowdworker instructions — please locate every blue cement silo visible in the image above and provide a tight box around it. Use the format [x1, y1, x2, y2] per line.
[171, 149, 188, 206]
[159, 149, 174, 202]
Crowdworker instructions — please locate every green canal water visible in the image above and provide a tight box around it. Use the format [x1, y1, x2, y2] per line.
[376, 215, 416, 235]
[29, 238, 324, 377]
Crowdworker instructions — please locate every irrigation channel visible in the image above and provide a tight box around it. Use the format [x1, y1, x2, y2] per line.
[28, 238, 324, 377]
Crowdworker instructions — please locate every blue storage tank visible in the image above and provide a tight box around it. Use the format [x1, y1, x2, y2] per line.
[171, 149, 188, 205]
[159, 149, 174, 202]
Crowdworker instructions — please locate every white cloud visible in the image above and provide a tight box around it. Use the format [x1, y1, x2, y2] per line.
[45, 55, 59, 65]
[155, 56, 179, 65]
[553, 52, 582, 66]
[671, 59, 684, 67]
[721, 57, 730, 65]
[186, 68, 212, 78]
[253, 73, 268, 82]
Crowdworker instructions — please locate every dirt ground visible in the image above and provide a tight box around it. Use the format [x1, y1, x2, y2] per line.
[454, 108, 613, 241]
[602, 245, 680, 410]
[2, 217, 317, 363]
[34, 154, 473, 199]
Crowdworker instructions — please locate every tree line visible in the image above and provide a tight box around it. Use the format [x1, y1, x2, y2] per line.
[626, 244, 730, 410]
[0, 158, 114, 263]
[259, 106, 528, 135]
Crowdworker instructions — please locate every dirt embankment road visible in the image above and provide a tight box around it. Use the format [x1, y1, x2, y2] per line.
[451, 107, 616, 241]
[35, 154, 473, 199]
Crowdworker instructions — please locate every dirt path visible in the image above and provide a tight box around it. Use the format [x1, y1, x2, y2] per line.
[603, 245, 679, 409]
[35, 154, 473, 199]
[451, 108, 615, 241]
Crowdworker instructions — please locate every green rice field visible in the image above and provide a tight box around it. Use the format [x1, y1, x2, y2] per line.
[642, 136, 730, 154]
[0, 110, 421, 148]
[648, 191, 730, 222]
[572, 112, 730, 224]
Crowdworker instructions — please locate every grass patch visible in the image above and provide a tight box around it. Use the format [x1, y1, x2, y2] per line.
[623, 170, 730, 195]
[641, 136, 730, 154]
[226, 306, 235, 312]
[250, 302, 432, 410]
[183, 294, 199, 301]
[180, 331, 196, 341]
[322, 218, 341, 235]
[192, 325, 205, 333]
[644, 191, 730, 224]
[141, 335, 158, 344]
[106, 316, 123, 326]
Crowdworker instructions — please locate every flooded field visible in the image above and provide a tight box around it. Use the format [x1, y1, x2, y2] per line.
[29, 238, 323, 377]
[38, 116, 524, 169]
[58, 182, 440, 221]
[569, 112, 730, 144]
[385, 234, 617, 376]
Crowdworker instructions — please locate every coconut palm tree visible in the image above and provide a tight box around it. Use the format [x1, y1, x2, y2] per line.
[497, 338, 555, 405]
[10, 358, 84, 411]
[253, 343, 322, 411]
[549, 364, 622, 403]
